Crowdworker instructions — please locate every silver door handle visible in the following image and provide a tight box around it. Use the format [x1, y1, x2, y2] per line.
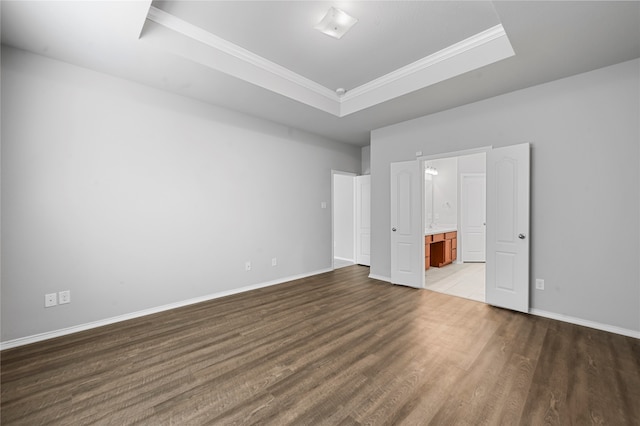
[518, 233, 526, 239]
[392, 227, 397, 232]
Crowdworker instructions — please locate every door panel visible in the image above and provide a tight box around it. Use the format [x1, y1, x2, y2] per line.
[495, 252, 516, 291]
[390, 161, 423, 288]
[461, 174, 486, 262]
[496, 159, 516, 242]
[486, 143, 530, 313]
[397, 171, 412, 233]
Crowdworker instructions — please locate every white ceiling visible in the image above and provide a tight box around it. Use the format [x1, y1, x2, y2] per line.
[152, 1, 502, 91]
[2, 1, 639, 146]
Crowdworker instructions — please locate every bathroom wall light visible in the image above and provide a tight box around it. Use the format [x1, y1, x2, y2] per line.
[314, 7, 358, 39]
[425, 166, 438, 176]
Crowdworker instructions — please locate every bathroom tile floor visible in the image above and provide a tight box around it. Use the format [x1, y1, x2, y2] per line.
[425, 262, 485, 302]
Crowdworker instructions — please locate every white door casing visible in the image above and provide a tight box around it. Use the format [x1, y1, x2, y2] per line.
[390, 160, 423, 288]
[356, 175, 371, 266]
[486, 143, 530, 313]
[461, 173, 486, 262]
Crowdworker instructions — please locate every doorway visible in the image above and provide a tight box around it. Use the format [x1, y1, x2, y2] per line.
[423, 153, 486, 302]
[332, 171, 371, 270]
[390, 143, 529, 313]
[332, 172, 356, 269]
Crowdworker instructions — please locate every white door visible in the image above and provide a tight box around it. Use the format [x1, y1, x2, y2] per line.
[356, 175, 371, 266]
[486, 143, 530, 313]
[461, 173, 486, 262]
[390, 161, 423, 288]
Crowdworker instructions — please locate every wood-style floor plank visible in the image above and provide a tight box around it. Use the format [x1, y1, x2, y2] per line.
[2, 266, 639, 425]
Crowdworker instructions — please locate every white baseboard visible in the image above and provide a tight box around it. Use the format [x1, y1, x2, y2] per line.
[1, 268, 333, 350]
[368, 273, 391, 283]
[529, 308, 640, 339]
[333, 256, 355, 263]
[363, 279, 638, 339]
[6, 270, 635, 350]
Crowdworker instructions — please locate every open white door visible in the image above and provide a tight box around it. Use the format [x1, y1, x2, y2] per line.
[356, 175, 371, 266]
[390, 161, 423, 288]
[486, 143, 530, 313]
[461, 173, 486, 262]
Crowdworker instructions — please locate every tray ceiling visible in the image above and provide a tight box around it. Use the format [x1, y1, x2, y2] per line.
[143, 1, 514, 117]
[152, 1, 502, 91]
[1, 1, 639, 145]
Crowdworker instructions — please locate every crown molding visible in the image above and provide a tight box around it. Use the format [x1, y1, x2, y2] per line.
[338, 25, 514, 116]
[144, 7, 514, 118]
[342, 24, 508, 101]
[146, 6, 338, 102]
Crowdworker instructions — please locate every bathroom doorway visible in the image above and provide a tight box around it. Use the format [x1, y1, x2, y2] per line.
[423, 152, 486, 302]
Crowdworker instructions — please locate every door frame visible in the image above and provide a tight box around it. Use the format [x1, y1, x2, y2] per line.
[331, 170, 357, 270]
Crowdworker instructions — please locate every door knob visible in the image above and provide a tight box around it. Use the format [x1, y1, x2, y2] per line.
[518, 233, 526, 239]
[392, 227, 397, 232]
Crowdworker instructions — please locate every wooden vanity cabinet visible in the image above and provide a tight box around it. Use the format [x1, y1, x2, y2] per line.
[443, 239, 452, 264]
[425, 231, 457, 269]
[424, 235, 431, 270]
[451, 237, 457, 262]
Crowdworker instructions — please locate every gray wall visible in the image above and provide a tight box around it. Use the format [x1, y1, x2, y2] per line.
[361, 145, 371, 175]
[425, 157, 458, 227]
[371, 59, 640, 332]
[1, 47, 361, 342]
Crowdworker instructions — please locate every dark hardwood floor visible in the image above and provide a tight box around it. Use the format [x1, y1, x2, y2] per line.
[2, 265, 639, 425]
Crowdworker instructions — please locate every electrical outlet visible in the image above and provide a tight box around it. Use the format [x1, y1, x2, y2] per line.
[245, 261, 251, 271]
[59, 290, 71, 304]
[272, 257, 277, 267]
[45, 293, 57, 308]
[536, 279, 545, 290]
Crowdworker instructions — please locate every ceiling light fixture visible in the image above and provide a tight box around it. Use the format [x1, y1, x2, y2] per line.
[425, 167, 438, 176]
[314, 7, 358, 39]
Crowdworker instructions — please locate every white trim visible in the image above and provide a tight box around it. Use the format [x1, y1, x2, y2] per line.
[369, 274, 391, 283]
[146, 6, 337, 102]
[9, 271, 634, 350]
[343, 25, 507, 101]
[530, 308, 640, 339]
[144, 6, 514, 117]
[334, 256, 356, 263]
[0, 268, 332, 350]
[338, 30, 514, 116]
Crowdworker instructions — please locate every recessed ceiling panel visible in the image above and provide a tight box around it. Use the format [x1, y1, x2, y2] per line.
[152, 1, 502, 91]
